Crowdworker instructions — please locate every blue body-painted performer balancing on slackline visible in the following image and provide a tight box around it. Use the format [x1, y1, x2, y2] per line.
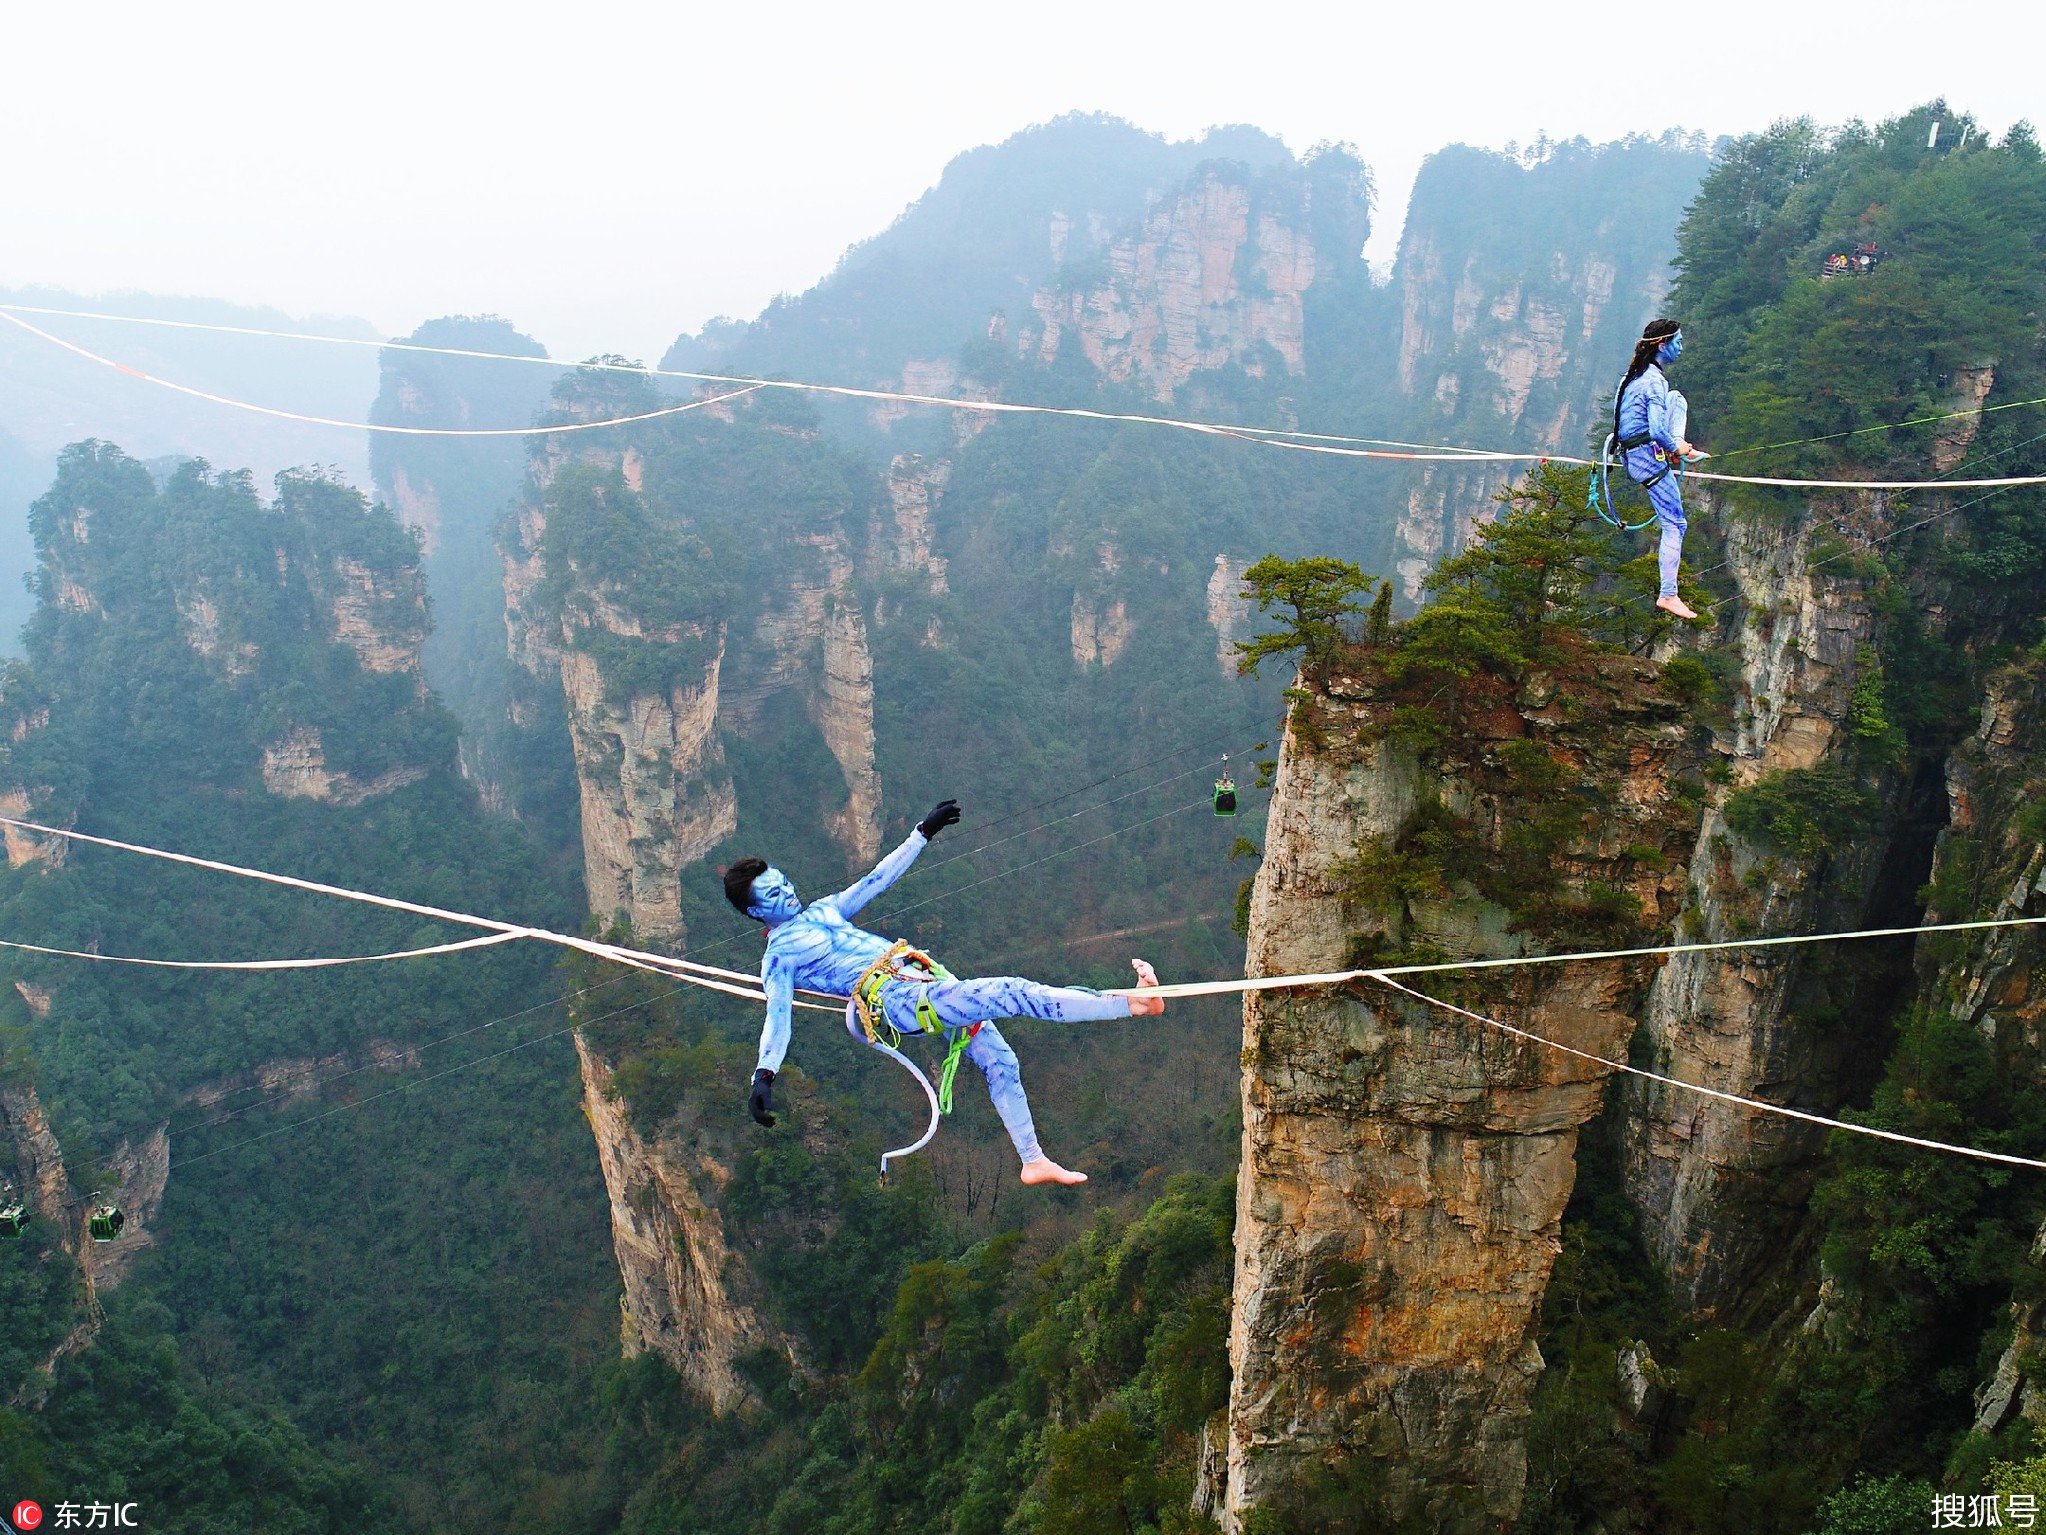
[724, 799, 1165, 1187]
[1614, 317, 1707, 620]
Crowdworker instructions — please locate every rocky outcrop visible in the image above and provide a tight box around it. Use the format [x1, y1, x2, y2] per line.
[1933, 365, 1997, 472]
[1071, 592, 1135, 669]
[817, 601, 883, 866]
[1932, 661, 2046, 1439]
[559, 632, 736, 943]
[0, 788, 67, 869]
[1205, 554, 1251, 675]
[176, 589, 258, 677]
[501, 502, 560, 689]
[83, 1123, 170, 1291]
[259, 726, 429, 805]
[1, 1080, 75, 1230]
[384, 464, 443, 555]
[733, 525, 884, 867]
[1026, 167, 1338, 400]
[322, 553, 428, 681]
[183, 1040, 420, 1112]
[882, 455, 950, 591]
[574, 1034, 782, 1413]
[1393, 464, 1503, 604]
[1225, 651, 1700, 1532]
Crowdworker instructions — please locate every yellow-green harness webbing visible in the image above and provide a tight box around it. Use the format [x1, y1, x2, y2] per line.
[850, 940, 981, 1114]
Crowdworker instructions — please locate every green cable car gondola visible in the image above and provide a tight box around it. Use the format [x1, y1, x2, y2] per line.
[1213, 758, 1238, 817]
[87, 1201, 124, 1243]
[0, 1187, 25, 1238]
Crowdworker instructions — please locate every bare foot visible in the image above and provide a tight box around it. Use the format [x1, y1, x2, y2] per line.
[1655, 595, 1700, 621]
[1127, 957, 1164, 1017]
[1020, 1157, 1089, 1186]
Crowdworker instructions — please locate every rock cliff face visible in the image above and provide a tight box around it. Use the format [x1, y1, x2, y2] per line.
[1617, 498, 1920, 1316]
[574, 1034, 784, 1412]
[0, 1080, 163, 1294]
[1225, 648, 1702, 1531]
[499, 433, 740, 944]
[558, 635, 735, 943]
[500, 388, 915, 942]
[1027, 167, 1340, 401]
[1922, 660, 2046, 1438]
[1, 1080, 75, 1231]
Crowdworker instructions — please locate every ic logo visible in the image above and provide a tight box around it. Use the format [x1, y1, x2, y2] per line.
[11, 1502, 43, 1531]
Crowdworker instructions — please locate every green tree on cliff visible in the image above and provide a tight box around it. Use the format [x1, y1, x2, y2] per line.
[1234, 555, 1374, 677]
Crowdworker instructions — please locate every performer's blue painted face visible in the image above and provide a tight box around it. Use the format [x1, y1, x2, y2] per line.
[1657, 330, 1684, 365]
[748, 867, 802, 923]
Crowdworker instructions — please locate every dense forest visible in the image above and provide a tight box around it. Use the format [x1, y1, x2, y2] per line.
[2, 100, 2040, 1535]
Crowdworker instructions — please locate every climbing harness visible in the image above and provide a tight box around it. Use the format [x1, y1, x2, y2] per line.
[849, 940, 984, 1116]
[1590, 427, 1662, 531]
[1591, 364, 1693, 530]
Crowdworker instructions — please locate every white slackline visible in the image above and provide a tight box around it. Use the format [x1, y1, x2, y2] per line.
[0, 930, 522, 969]
[4, 817, 2040, 1168]
[0, 309, 761, 438]
[8, 302, 2046, 491]
[0, 303, 1516, 459]
[0, 815, 840, 1013]
[1108, 912, 2046, 998]
[9, 813, 2039, 1018]
[1368, 971, 2046, 1171]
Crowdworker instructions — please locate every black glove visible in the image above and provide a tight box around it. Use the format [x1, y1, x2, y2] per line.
[918, 799, 961, 839]
[748, 1068, 777, 1127]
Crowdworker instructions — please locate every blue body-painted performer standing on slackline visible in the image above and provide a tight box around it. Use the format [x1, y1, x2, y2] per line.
[724, 799, 1164, 1187]
[1614, 317, 1706, 620]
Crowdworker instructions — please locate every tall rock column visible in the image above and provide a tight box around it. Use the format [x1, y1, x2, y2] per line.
[1620, 500, 1914, 1318]
[558, 616, 736, 945]
[1224, 652, 1698, 1532]
[574, 1036, 782, 1412]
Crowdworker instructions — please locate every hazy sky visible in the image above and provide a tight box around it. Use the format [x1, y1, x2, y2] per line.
[3, 1, 2035, 363]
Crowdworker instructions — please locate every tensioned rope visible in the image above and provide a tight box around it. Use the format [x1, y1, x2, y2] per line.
[0, 310, 762, 437]
[0, 930, 522, 969]
[0, 814, 841, 1012]
[1109, 911, 2046, 998]
[7, 813, 2036, 1004]
[1368, 972, 2046, 1171]
[164, 766, 1251, 1158]
[6, 813, 2039, 1168]
[0, 735, 1251, 997]
[0, 308, 1520, 462]
[1607, 423, 2046, 625]
[8, 303, 2046, 491]
[0, 744, 1261, 1156]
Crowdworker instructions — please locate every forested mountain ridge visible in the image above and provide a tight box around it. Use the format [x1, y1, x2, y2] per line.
[0, 446, 621, 1528]
[0, 291, 385, 658]
[660, 114, 1301, 398]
